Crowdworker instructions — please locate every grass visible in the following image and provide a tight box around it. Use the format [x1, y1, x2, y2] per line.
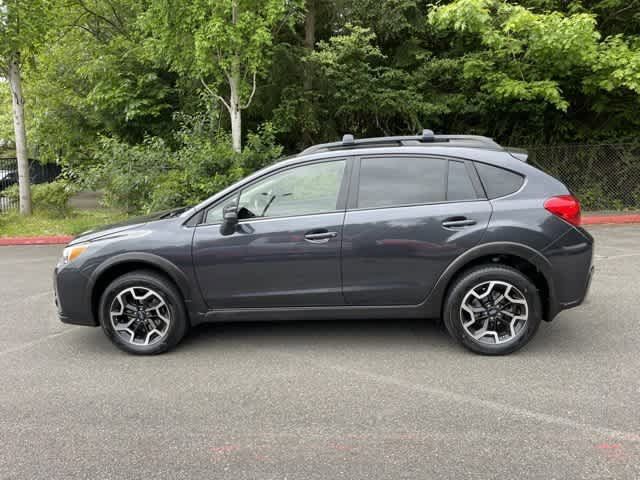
[0, 209, 128, 237]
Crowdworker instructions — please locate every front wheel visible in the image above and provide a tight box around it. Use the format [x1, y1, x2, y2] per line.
[99, 270, 189, 355]
[443, 265, 542, 355]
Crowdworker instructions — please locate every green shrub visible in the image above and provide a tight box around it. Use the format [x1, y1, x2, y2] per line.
[242, 123, 284, 172]
[2, 184, 19, 205]
[149, 123, 283, 211]
[32, 181, 75, 216]
[2, 181, 75, 217]
[84, 118, 285, 214]
[87, 136, 172, 213]
[147, 131, 243, 211]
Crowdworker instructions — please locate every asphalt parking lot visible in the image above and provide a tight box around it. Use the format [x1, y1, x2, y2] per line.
[1, 225, 639, 479]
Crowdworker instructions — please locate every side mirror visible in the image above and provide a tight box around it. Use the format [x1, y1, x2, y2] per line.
[220, 202, 238, 236]
[222, 202, 238, 224]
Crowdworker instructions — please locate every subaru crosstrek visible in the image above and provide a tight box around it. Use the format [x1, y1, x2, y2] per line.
[54, 131, 594, 355]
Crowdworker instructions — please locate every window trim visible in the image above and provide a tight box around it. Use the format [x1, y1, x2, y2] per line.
[199, 157, 352, 226]
[445, 159, 484, 201]
[200, 193, 240, 226]
[465, 160, 486, 198]
[350, 153, 485, 212]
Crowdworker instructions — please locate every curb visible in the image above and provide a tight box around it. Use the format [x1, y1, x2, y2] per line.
[582, 214, 640, 225]
[0, 213, 639, 246]
[0, 236, 74, 246]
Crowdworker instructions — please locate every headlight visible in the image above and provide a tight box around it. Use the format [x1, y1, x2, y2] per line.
[62, 244, 89, 264]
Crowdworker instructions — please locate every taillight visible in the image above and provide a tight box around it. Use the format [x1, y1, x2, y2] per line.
[544, 195, 581, 226]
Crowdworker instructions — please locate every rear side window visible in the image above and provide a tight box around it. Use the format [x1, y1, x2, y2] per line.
[475, 163, 524, 199]
[447, 160, 478, 201]
[357, 156, 447, 209]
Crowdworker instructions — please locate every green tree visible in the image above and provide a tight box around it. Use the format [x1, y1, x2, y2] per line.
[26, 0, 177, 167]
[428, 0, 640, 142]
[142, 0, 303, 152]
[0, 0, 52, 215]
[311, 24, 427, 136]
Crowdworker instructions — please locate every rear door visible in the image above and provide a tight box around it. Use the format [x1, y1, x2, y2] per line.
[341, 155, 492, 305]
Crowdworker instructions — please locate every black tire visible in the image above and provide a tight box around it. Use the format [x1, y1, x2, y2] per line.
[99, 270, 189, 355]
[443, 265, 542, 355]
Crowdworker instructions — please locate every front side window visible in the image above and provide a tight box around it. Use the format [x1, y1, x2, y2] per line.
[357, 156, 447, 209]
[235, 160, 347, 220]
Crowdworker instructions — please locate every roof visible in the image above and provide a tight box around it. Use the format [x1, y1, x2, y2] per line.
[299, 130, 502, 156]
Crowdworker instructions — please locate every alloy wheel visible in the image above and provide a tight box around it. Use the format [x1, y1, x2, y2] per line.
[109, 287, 171, 346]
[459, 281, 528, 345]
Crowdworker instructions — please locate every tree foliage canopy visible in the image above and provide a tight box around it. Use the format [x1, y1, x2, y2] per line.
[1, 0, 640, 211]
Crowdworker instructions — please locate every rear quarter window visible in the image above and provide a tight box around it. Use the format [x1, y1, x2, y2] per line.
[475, 163, 524, 199]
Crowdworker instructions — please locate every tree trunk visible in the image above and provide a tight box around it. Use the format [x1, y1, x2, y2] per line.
[230, 100, 242, 153]
[229, 0, 242, 153]
[7, 54, 32, 216]
[229, 60, 242, 153]
[304, 0, 316, 92]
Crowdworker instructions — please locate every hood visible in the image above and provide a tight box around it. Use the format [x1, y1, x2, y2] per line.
[69, 207, 188, 245]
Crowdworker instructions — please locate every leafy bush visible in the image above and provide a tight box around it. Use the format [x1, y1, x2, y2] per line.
[2, 181, 75, 217]
[84, 118, 284, 214]
[32, 181, 76, 216]
[147, 132, 243, 211]
[87, 136, 172, 213]
[2, 184, 19, 206]
[242, 123, 284, 172]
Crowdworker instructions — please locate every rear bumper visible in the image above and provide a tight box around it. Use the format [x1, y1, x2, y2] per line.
[559, 265, 594, 310]
[544, 226, 594, 319]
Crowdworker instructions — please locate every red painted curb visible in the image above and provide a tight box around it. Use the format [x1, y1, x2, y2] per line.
[582, 214, 640, 225]
[0, 235, 74, 246]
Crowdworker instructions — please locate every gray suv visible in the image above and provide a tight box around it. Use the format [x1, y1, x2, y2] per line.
[54, 131, 593, 355]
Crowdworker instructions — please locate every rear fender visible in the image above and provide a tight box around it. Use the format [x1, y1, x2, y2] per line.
[422, 241, 558, 319]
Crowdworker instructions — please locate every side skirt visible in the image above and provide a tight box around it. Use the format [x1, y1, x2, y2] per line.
[201, 304, 431, 324]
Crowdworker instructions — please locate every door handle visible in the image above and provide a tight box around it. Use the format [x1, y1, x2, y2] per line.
[304, 230, 338, 243]
[442, 217, 477, 228]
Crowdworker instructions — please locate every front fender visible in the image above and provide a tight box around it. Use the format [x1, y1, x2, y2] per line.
[87, 252, 194, 302]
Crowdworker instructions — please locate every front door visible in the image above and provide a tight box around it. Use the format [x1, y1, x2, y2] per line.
[193, 158, 349, 308]
[341, 155, 492, 305]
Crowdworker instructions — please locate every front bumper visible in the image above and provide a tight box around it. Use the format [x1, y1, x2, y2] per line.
[53, 264, 98, 327]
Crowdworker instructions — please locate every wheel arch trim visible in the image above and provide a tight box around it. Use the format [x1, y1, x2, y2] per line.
[87, 253, 193, 317]
[424, 241, 557, 319]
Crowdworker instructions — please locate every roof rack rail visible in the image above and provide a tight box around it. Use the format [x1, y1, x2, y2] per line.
[299, 131, 500, 156]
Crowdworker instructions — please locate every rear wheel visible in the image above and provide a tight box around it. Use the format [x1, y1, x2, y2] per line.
[99, 270, 188, 355]
[443, 265, 542, 355]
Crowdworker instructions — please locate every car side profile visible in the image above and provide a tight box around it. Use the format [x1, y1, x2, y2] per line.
[54, 130, 594, 355]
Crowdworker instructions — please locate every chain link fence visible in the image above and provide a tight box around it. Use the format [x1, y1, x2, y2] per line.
[525, 143, 640, 212]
